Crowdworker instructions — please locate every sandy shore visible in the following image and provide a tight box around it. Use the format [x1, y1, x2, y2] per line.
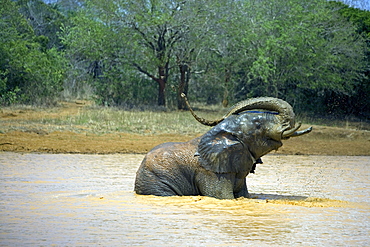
[1, 102, 369, 155]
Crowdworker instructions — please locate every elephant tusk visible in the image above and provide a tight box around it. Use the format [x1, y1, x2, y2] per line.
[282, 122, 302, 138]
[282, 125, 312, 139]
[289, 126, 313, 137]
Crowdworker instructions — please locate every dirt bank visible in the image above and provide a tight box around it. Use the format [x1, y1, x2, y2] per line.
[0, 130, 198, 154]
[1, 102, 369, 155]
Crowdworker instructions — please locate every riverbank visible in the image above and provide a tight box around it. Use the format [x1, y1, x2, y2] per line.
[1, 101, 369, 155]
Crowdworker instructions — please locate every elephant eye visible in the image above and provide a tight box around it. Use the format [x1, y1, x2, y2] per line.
[252, 118, 262, 129]
[249, 115, 264, 130]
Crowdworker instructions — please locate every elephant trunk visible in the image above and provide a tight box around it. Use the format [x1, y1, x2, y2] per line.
[181, 93, 221, 126]
[181, 93, 312, 138]
[181, 93, 295, 127]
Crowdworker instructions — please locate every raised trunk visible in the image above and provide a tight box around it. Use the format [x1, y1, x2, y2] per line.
[182, 94, 312, 138]
[182, 95, 295, 127]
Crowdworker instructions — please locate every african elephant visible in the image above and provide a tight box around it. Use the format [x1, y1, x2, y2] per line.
[134, 94, 312, 199]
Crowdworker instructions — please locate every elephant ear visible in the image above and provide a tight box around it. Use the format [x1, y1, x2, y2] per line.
[197, 128, 255, 173]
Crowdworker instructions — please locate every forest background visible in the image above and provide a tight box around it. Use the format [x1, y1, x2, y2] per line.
[1, 0, 370, 120]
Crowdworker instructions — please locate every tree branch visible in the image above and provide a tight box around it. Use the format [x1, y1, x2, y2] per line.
[132, 62, 158, 82]
[131, 22, 155, 50]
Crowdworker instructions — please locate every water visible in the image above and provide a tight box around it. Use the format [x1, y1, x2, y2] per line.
[0, 153, 369, 246]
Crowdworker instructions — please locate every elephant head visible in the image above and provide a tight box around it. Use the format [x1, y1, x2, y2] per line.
[182, 94, 312, 173]
[181, 93, 311, 139]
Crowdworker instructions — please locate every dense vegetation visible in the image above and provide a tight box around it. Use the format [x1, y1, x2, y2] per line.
[1, 0, 369, 119]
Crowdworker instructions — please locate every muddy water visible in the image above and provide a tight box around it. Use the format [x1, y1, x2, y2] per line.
[0, 153, 369, 246]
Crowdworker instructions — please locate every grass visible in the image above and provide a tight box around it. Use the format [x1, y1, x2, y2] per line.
[60, 107, 215, 134]
[1, 103, 225, 135]
[295, 113, 370, 131]
[1, 102, 369, 136]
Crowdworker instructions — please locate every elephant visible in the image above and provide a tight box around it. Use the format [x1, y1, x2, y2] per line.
[134, 94, 312, 199]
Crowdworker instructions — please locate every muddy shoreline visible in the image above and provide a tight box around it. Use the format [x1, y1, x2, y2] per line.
[1, 128, 369, 155]
[1, 102, 369, 155]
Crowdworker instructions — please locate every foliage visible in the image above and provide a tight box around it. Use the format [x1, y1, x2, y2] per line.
[329, 1, 370, 117]
[1, 0, 369, 119]
[61, 0, 213, 107]
[212, 0, 366, 116]
[17, 0, 68, 49]
[0, 0, 66, 105]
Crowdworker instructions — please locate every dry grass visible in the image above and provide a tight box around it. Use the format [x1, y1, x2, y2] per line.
[1, 101, 369, 135]
[1, 101, 369, 155]
[296, 113, 370, 131]
[0, 102, 225, 135]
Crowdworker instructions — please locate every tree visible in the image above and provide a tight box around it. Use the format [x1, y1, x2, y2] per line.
[85, 0, 191, 107]
[329, 1, 370, 117]
[219, 0, 367, 115]
[59, 0, 369, 118]
[17, 0, 68, 49]
[62, 0, 212, 107]
[0, 0, 66, 105]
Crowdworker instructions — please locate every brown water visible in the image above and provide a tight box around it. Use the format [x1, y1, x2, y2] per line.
[0, 153, 369, 246]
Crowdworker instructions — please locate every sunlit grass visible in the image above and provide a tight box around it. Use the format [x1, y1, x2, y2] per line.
[32, 105, 226, 135]
[1, 103, 369, 135]
[67, 107, 214, 134]
[295, 113, 370, 131]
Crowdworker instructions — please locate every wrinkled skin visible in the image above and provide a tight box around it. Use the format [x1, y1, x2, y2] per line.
[135, 111, 297, 199]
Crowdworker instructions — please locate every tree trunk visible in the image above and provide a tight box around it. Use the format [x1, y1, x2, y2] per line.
[157, 66, 167, 106]
[157, 79, 166, 106]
